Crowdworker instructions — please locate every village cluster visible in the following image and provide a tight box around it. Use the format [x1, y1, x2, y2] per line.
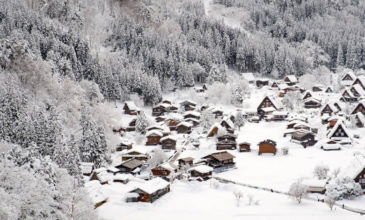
[84, 71, 365, 209]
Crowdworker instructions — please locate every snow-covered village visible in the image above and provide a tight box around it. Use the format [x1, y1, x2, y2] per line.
[1, 0, 365, 220]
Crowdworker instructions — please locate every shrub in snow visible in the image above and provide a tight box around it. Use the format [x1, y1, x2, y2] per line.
[281, 147, 289, 155]
[200, 110, 215, 129]
[233, 190, 243, 207]
[147, 148, 167, 169]
[288, 180, 308, 204]
[325, 177, 362, 200]
[210, 179, 220, 189]
[234, 110, 245, 130]
[247, 194, 260, 206]
[135, 112, 149, 134]
[313, 165, 330, 180]
[325, 194, 337, 211]
[331, 168, 341, 178]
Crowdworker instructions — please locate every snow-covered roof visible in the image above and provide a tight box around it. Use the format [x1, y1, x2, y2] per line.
[124, 147, 147, 155]
[80, 162, 94, 174]
[272, 111, 288, 116]
[189, 165, 213, 174]
[146, 130, 163, 137]
[352, 84, 365, 96]
[160, 135, 177, 142]
[241, 72, 255, 81]
[355, 112, 365, 125]
[125, 101, 138, 111]
[180, 100, 197, 106]
[130, 177, 170, 194]
[341, 71, 356, 81]
[90, 191, 108, 204]
[177, 121, 192, 128]
[278, 83, 289, 90]
[285, 75, 298, 83]
[340, 155, 365, 179]
[261, 106, 276, 112]
[327, 120, 351, 139]
[301, 179, 327, 187]
[183, 111, 201, 117]
[113, 173, 133, 181]
[355, 75, 365, 87]
[159, 162, 178, 171]
[221, 116, 234, 128]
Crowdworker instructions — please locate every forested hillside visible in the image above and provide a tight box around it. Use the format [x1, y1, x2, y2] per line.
[0, 0, 364, 218]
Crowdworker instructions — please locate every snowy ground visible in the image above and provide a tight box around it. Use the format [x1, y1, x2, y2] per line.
[91, 180, 363, 220]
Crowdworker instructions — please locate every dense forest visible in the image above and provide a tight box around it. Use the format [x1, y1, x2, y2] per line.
[0, 0, 364, 218]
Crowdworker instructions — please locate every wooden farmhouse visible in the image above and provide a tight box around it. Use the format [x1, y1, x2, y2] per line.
[327, 121, 350, 141]
[115, 159, 143, 174]
[116, 139, 133, 151]
[90, 168, 110, 185]
[258, 139, 277, 155]
[162, 99, 172, 105]
[353, 75, 365, 90]
[178, 157, 194, 168]
[122, 148, 149, 161]
[257, 96, 281, 116]
[113, 174, 132, 184]
[146, 130, 163, 146]
[325, 87, 333, 93]
[321, 103, 337, 116]
[127, 177, 170, 203]
[302, 90, 313, 100]
[202, 151, 235, 170]
[304, 98, 322, 109]
[123, 101, 140, 115]
[256, 79, 269, 87]
[188, 165, 213, 181]
[268, 111, 288, 121]
[176, 122, 192, 134]
[242, 72, 255, 84]
[183, 111, 201, 120]
[127, 118, 137, 131]
[354, 112, 365, 128]
[180, 100, 197, 111]
[80, 162, 94, 176]
[152, 103, 169, 116]
[350, 84, 365, 97]
[220, 117, 234, 132]
[302, 179, 327, 194]
[160, 136, 177, 150]
[151, 162, 178, 180]
[155, 116, 166, 123]
[351, 101, 365, 115]
[342, 71, 356, 82]
[341, 157, 365, 190]
[284, 75, 298, 86]
[291, 131, 316, 148]
[238, 142, 251, 152]
[166, 117, 181, 131]
[216, 133, 237, 150]
[312, 85, 324, 92]
[186, 118, 200, 127]
[341, 89, 358, 103]
[93, 194, 109, 209]
[212, 109, 224, 118]
[271, 81, 279, 88]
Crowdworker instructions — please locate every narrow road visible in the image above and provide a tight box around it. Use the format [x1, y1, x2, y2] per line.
[213, 176, 365, 215]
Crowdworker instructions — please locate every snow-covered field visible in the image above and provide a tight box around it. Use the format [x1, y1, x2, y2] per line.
[91, 180, 363, 220]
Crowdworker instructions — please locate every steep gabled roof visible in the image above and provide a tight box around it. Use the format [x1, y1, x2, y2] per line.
[327, 120, 350, 139]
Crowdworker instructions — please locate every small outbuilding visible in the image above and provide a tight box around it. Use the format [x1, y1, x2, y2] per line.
[258, 139, 277, 155]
